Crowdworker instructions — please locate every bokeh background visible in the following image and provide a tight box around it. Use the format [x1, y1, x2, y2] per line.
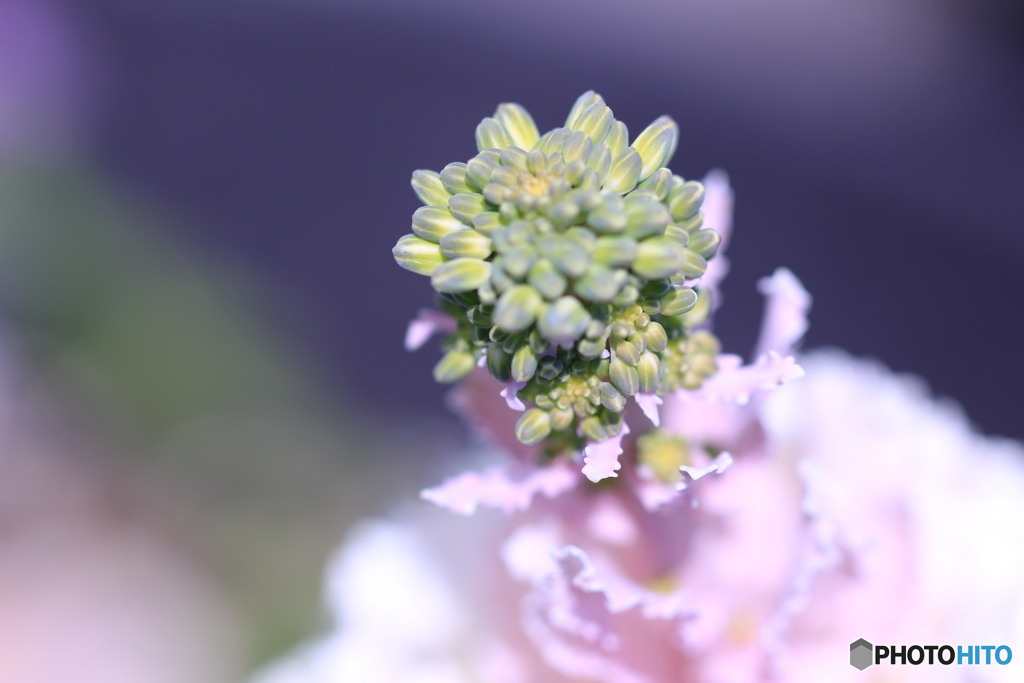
[1, 0, 1022, 679]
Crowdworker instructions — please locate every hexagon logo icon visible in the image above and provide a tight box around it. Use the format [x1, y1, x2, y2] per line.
[850, 638, 874, 670]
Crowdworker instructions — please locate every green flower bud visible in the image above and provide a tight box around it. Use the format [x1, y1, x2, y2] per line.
[466, 151, 500, 189]
[633, 237, 685, 279]
[614, 340, 641, 366]
[494, 103, 540, 149]
[412, 206, 464, 243]
[431, 258, 492, 293]
[411, 170, 451, 207]
[592, 236, 637, 266]
[599, 382, 626, 413]
[497, 146, 528, 173]
[476, 117, 512, 151]
[612, 285, 639, 307]
[660, 285, 698, 316]
[548, 198, 580, 227]
[515, 408, 552, 445]
[537, 356, 564, 381]
[604, 147, 642, 194]
[565, 90, 604, 128]
[471, 211, 503, 236]
[550, 407, 574, 431]
[636, 350, 661, 392]
[677, 213, 704, 232]
[466, 304, 492, 328]
[562, 130, 593, 165]
[625, 195, 672, 239]
[528, 259, 568, 299]
[579, 415, 606, 442]
[548, 238, 591, 278]
[575, 265, 627, 303]
[393, 234, 446, 275]
[486, 345, 512, 382]
[448, 193, 489, 225]
[440, 162, 472, 194]
[637, 169, 673, 200]
[644, 321, 668, 352]
[494, 285, 543, 333]
[433, 349, 476, 383]
[577, 338, 606, 359]
[511, 344, 539, 382]
[538, 296, 591, 343]
[603, 120, 629, 158]
[587, 202, 628, 234]
[668, 181, 705, 221]
[679, 288, 712, 327]
[632, 115, 678, 180]
[580, 410, 623, 442]
[640, 278, 672, 298]
[440, 228, 492, 260]
[663, 224, 690, 245]
[541, 127, 571, 155]
[687, 229, 721, 259]
[585, 144, 612, 184]
[609, 357, 639, 396]
[679, 249, 708, 278]
[571, 102, 614, 142]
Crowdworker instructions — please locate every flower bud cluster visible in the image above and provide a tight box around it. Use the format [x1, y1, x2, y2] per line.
[394, 92, 722, 447]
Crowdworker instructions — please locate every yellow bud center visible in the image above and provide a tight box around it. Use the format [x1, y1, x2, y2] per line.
[637, 432, 689, 484]
[520, 175, 550, 197]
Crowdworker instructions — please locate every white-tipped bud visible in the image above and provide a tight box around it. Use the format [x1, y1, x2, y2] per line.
[604, 147, 642, 194]
[632, 116, 679, 180]
[411, 170, 451, 206]
[430, 258, 492, 293]
[476, 117, 512, 151]
[393, 234, 445, 275]
[495, 103, 540, 150]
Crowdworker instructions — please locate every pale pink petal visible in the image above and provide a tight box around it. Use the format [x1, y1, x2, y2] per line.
[553, 546, 689, 620]
[697, 171, 734, 303]
[755, 268, 811, 358]
[701, 170, 734, 250]
[634, 393, 662, 427]
[635, 478, 680, 511]
[581, 423, 631, 483]
[691, 353, 804, 405]
[678, 451, 733, 490]
[421, 462, 578, 516]
[404, 309, 455, 351]
[500, 382, 526, 411]
[659, 392, 753, 446]
[447, 369, 537, 461]
[503, 527, 682, 683]
[584, 497, 639, 547]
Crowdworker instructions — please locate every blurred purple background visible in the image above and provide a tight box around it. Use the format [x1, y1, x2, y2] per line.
[69, 0, 1024, 438]
[0, 0, 1022, 678]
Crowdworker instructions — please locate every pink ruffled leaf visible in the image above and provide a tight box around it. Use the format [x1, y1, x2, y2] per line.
[421, 461, 578, 516]
[500, 382, 527, 411]
[404, 309, 456, 351]
[678, 451, 734, 490]
[755, 268, 812, 358]
[581, 423, 631, 483]
[634, 393, 662, 427]
[692, 353, 804, 405]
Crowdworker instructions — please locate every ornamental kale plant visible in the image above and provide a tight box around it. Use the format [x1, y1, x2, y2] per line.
[253, 92, 1024, 683]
